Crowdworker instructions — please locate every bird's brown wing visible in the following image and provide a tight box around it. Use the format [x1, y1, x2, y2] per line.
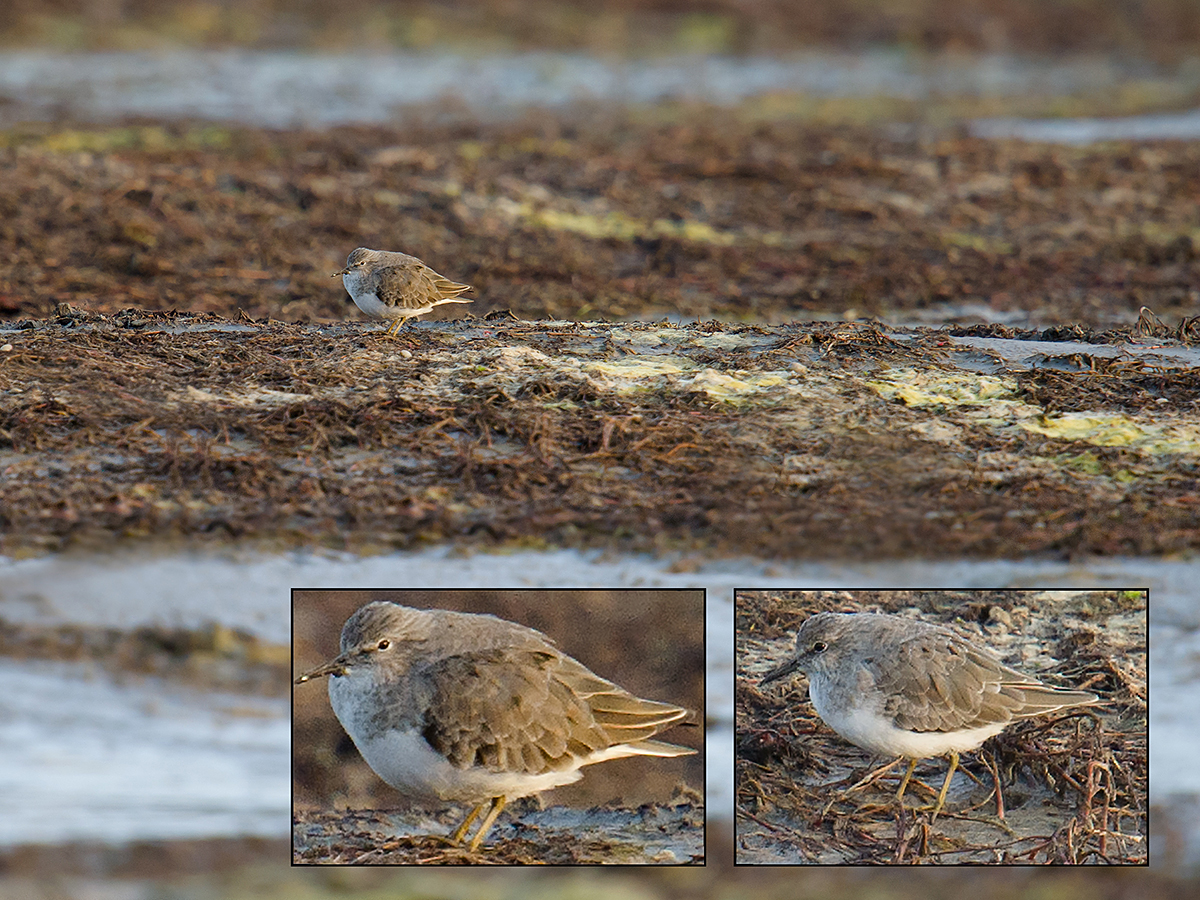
[420, 647, 687, 775]
[375, 260, 471, 311]
[875, 628, 1097, 733]
[875, 630, 1036, 733]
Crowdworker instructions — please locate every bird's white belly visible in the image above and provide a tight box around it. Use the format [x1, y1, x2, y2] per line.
[351, 725, 584, 803]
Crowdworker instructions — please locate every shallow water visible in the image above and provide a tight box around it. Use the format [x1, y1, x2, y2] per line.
[972, 107, 1200, 143]
[0, 50, 1194, 137]
[0, 658, 289, 845]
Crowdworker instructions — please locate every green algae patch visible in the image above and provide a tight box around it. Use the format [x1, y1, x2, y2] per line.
[868, 370, 1024, 409]
[872, 368, 1200, 458]
[3, 124, 234, 153]
[1022, 413, 1200, 456]
[585, 356, 691, 390]
[683, 369, 791, 404]
[516, 204, 786, 248]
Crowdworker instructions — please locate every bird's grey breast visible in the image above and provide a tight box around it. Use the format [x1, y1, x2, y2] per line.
[342, 267, 374, 298]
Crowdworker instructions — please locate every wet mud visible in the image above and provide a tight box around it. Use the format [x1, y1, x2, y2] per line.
[3, 115, 1200, 559]
[292, 802, 704, 865]
[3, 312, 1199, 559]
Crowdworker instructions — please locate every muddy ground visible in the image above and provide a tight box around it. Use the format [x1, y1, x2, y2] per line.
[735, 589, 1148, 865]
[3, 112, 1200, 559]
[292, 803, 704, 866]
[8, 0, 1200, 61]
[7, 829, 1193, 899]
[2, 111, 1199, 555]
[3, 113, 1200, 329]
[3, 311, 1199, 559]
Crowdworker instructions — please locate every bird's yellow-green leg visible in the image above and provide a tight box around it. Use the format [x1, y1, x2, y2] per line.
[468, 796, 507, 852]
[449, 802, 485, 844]
[895, 757, 919, 803]
[930, 751, 960, 819]
[384, 316, 408, 337]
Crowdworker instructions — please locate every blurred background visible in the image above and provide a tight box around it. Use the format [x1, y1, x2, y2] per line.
[2, 0, 1200, 327]
[1, 0, 1200, 58]
[0, 0, 1196, 895]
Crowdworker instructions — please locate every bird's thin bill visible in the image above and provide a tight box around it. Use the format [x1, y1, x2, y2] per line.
[293, 656, 349, 684]
[758, 655, 800, 686]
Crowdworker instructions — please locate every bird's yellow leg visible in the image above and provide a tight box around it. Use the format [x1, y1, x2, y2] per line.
[468, 796, 507, 852]
[930, 751, 959, 819]
[449, 802, 485, 844]
[895, 757, 919, 803]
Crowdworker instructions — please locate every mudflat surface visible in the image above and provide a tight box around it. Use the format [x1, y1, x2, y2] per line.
[4, 115, 1200, 560]
[292, 803, 704, 865]
[3, 312, 1199, 559]
[5, 0, 1200, 60]
[3, 115, 1200, 560]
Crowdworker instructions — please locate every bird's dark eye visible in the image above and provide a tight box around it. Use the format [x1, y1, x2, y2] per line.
[812, 641, 827, 653]
[377, 639, 390, 650]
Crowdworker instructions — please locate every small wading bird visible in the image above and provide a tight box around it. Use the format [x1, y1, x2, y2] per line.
[759, 611, 1099, 818]
[333, 247, 472, 337]
[295, 601, 697, 852]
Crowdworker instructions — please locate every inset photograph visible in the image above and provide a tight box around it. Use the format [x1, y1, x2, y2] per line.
[293, 589, 704, 865]
[735, 589, 1146, 865]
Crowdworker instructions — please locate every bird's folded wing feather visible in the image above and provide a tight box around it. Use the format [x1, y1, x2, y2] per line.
[878, 632, 1032, 732]
[376, 261, 470, 310]
[420, 647, 685, 775]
